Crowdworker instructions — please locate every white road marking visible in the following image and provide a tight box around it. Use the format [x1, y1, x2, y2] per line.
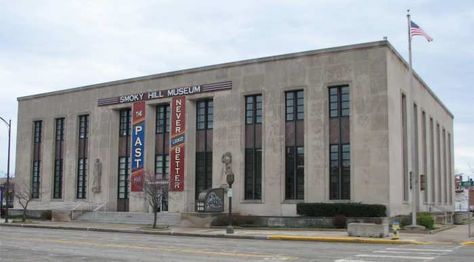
[355, 254, 435, 260]
[334, 260, 370, 262]
[385, 247, 453, 252]
[373, 250, 445, 255]
[335, 246, 457, 262]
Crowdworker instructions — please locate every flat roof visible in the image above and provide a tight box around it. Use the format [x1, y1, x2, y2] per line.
[17, 40, 453, 118]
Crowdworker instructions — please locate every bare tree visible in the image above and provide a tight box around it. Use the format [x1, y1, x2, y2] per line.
[144, 170, 167, 228]
[14, 180, 35, 222]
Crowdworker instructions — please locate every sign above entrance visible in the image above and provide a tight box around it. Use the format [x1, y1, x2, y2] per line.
[97, 81, 232, 106]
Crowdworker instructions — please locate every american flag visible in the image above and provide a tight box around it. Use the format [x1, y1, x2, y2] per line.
[410, 21, 433, 42]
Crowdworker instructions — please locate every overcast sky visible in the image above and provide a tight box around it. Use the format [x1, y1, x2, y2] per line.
[0, 0, 473, 178]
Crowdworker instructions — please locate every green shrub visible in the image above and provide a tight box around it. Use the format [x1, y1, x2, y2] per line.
[297, 203, 386, 217]
[417, 212, 434, 230]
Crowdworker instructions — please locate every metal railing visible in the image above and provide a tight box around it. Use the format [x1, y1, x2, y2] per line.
[93, 202, 107, 212]
[70, 201, 107, 220]
[428, 204, 454, 224]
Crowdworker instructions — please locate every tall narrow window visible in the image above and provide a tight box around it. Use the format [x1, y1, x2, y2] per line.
[448, 133, 452, 204]
[31, 120, 42, 199]
[285, 90, 304, 200]
[155, 104, 170, 211]
[119, 109, 131, 137]
[245, 95, 262, 200]
[430, 118, 435, 203]
[436, 123, 441, 204]
[117, 109, 131, 211]
[401, 94, 408, 201]
[329, 86, 350, 200]
[53, 118, 65, 199]
[195, 99, 213, 199]
[77, 115, 89, 199]
[422, 111, 428, 202]
[413, 104, 419, 194]
[443, 128, 447, 204]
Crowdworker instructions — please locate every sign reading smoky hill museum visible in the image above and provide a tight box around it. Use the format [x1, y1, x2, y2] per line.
[97, 81, 232, 192]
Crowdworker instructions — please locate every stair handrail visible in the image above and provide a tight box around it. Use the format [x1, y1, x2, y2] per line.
[70, 201, 96, 220]
[428, 203, 454, 224]
[93, 202, 107, 212]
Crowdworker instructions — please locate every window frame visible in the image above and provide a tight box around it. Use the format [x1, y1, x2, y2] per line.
[195, 99, 213, 199]
[31, 120, 42, 199]
[244, 94, 263, 200]
[284, 90, 304, 200]
[53, 117, 65, 199]
[329, 85, 350, 118]
[119, 109, 131, 137]
[156, 104, 170, 134]
[76, 114, 89, 199]
[328, 85, 351, 200]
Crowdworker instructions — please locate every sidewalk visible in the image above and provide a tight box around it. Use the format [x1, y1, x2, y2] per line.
[1, 220, 472, 245]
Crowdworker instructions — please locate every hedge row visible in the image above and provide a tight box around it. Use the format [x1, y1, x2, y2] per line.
[297, 203, 386, 217]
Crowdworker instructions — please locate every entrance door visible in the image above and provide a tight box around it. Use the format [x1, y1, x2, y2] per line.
[117, 198, 129, 212]
[117, 156, 129, 212]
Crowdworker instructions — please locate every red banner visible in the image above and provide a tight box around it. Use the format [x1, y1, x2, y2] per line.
[169, 96, 186, 191]
[131, 169, 144, 192]
[131, 101, 146, 192]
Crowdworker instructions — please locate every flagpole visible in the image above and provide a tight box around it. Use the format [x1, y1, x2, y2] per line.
[407, 10, 413, 74]
[407, 9, 419, 228]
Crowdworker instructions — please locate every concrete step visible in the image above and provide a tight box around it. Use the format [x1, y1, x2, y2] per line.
[74, 211, 181, 226]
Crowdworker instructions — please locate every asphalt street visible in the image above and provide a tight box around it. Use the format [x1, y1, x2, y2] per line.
[0, 227, 472, 261]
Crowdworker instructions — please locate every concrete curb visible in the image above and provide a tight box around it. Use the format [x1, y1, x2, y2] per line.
[461, 241, 474, 246]
[268, 235, 427, 245]
[0, 223, 268, 241]
[0, 223, 427, 245]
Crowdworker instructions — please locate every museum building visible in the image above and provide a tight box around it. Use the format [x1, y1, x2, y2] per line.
[15, 41, 454, 217]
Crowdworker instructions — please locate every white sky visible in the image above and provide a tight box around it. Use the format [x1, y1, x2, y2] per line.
[0, 0, 473, 178]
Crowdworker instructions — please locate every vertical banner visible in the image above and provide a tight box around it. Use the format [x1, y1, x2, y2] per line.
[170, 96, 186, 191]
[131, 101, 146, 192]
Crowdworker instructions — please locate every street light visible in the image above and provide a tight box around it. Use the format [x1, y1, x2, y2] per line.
[0, 116, 11, 223]
[226, 172, 234, 234]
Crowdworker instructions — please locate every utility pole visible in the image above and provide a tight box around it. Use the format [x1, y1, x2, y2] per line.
[0, 117, 11, 223]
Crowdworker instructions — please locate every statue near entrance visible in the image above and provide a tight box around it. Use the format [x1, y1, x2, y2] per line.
[221, 152, 233, 178]
[92, 158, 102, 193]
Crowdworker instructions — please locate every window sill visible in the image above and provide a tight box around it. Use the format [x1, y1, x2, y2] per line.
[281, 199, 305, 204]
[241, 200, 264, 204]
[326, 199, 352, 203]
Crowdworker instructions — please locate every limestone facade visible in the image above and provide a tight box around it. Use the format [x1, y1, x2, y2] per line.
[15, 41, 454, 216]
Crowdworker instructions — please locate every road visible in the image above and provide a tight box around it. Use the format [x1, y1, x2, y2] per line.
[0, 227, 472, 261]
